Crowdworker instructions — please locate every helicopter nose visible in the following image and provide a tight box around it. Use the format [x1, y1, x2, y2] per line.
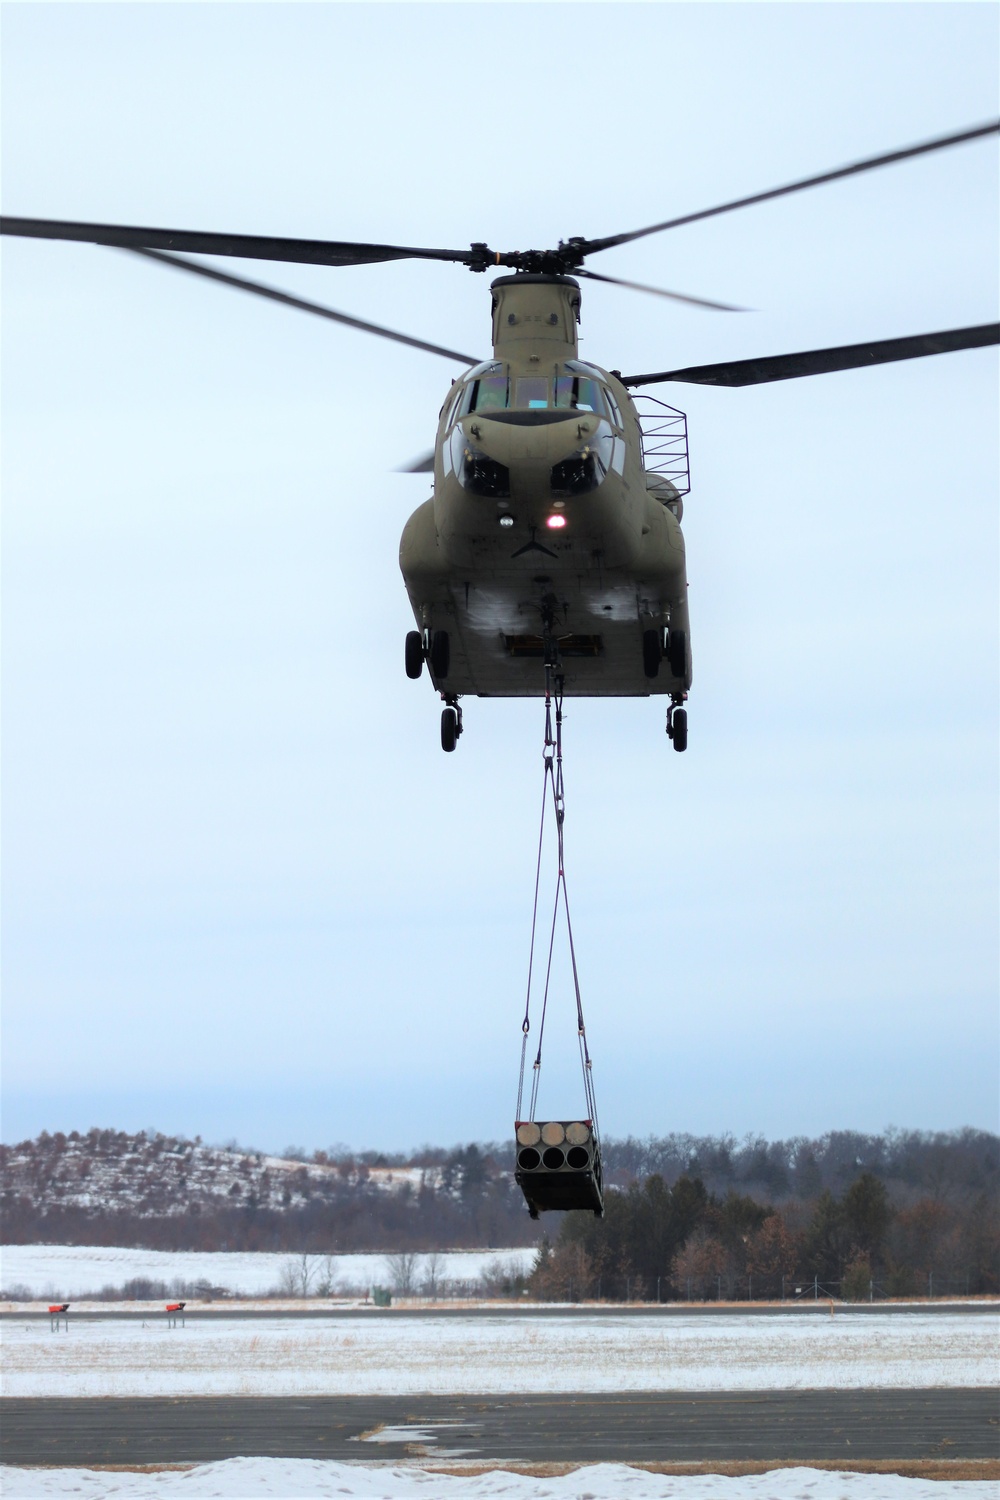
[470, 413, 605, 465]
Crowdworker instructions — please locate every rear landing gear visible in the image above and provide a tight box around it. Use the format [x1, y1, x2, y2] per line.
[441, 699, 463, 753]
[667, 700, 688, 753]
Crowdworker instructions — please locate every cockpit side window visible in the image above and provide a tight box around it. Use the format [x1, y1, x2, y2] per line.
[461, 374, 509, 415]
[443, 386, 464, 430]
[472, 376, 510, 411]
[554, 374, 606, 415]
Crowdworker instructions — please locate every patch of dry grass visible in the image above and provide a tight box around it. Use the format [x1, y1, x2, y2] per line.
[423, 1459, 1000, 1481]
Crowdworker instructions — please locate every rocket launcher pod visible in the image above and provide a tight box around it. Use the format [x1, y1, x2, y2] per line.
[514, 1119, 604, 1218]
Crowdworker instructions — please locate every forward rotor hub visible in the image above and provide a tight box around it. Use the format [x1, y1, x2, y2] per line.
[468, 239, 587, 275]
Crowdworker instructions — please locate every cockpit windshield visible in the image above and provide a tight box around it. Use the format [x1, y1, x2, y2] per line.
[457, 360, 611, 419]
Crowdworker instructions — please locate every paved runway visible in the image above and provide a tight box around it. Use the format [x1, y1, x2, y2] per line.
[3, 1390, 997, 1465]
[8, 1301, 996, 1324]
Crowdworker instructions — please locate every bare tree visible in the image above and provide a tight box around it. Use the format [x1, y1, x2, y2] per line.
[479, 1254, 530, 1300]
[670, 1229, 727, 1300]
[277, 1252, 316, 1297]
[314, 1254, 341, 1297]
[383, 1251, 419, 1297]
[421, 1251, 445, 1299]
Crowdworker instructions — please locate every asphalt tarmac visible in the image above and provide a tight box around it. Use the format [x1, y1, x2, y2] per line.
[3, 1389, 998, 1466]
[8, 1301, 996, 1323]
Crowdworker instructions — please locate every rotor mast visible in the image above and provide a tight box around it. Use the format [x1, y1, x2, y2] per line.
[490, 274, 582, 363]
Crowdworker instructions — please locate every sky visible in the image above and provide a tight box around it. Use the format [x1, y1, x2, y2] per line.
[2, 2, 997, 1156]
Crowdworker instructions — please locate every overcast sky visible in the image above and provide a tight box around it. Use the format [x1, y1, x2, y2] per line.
[2, 2, 997, 1155]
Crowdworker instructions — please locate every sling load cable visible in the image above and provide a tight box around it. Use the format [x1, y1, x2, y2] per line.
[516, 663, 601, 1145]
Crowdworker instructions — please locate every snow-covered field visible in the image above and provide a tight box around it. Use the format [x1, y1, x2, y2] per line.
[2, 1310, 995, 1398]
[1, 1461, 997, 1499]
[0, 1244, 531, 1299]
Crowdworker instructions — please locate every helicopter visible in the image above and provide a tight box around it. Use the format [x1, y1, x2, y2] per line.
[3, 122, 997, 754]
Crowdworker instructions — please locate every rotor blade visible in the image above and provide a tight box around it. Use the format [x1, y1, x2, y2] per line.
[577, 267, 747, 312]
[619, 324, 1000, 388]
[580, 121, 1000, 257]
[0, 215, 479, 269]
[397, 451, 436, 473]
[121, 248, 480, 364]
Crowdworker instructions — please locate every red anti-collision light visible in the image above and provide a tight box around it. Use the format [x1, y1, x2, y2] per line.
[545, 515, 567, 530]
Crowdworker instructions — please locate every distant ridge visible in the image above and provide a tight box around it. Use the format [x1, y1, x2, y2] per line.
[1, 1125, 995, 1257]
[0, 1129, 532, 1252]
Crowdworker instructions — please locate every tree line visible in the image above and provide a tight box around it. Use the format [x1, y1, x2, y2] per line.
[1, 1126, 995, 1298]
[530, 1168, 999, 1301]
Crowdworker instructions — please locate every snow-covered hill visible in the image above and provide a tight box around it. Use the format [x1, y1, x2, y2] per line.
[0, 1129, 536, 1255]
[0, 1128, 438, 1219]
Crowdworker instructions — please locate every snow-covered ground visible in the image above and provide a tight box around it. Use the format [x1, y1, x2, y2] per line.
[1, 1461, 996, 1499]
[2, 1310, 995, 1398]
[0, 1244, 531, 1299]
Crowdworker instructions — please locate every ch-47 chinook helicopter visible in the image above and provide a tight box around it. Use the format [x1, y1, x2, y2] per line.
[3, 123, 997, 753]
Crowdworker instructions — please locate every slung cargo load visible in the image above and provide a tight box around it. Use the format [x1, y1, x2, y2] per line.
[513, 675, 604, 1219]
[515, 1119, 604, 1218]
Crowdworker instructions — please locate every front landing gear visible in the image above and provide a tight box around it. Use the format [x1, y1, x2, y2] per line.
[441, 699, 463, 753]
[667, 698, 688, 753]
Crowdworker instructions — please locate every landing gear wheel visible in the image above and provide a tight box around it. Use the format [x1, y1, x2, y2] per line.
[441, 706, 459, 752]
[668, 629, 687, 679]
[404, 630, 423, 680]
[430, 629, 450, 680]
[670, 707, 688, 753]
[642, 628, 661, 679]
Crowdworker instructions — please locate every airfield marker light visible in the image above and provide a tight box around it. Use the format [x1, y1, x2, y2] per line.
[166, 1301, 186, 1328]
[546, 514, 567, 530]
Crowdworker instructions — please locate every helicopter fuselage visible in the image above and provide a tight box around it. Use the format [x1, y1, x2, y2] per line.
[399, 274, 692, 700]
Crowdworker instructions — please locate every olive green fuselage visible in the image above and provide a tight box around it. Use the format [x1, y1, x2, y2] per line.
[399, 275, 691, 698]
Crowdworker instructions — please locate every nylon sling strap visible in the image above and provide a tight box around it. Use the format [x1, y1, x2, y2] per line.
[516, 667, 600, 1141]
